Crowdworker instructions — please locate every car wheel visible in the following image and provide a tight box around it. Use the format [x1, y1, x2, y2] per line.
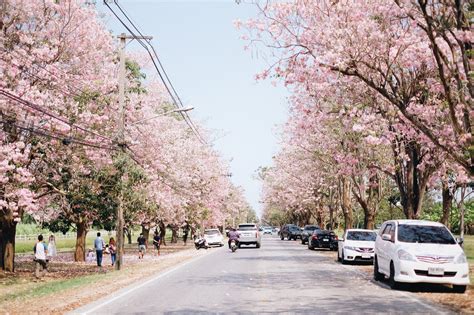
[238, 243, 241, 248]
[256, 243, 261, 249]
[337, 250, 341, 261]
[341, 250, 347, 264]
[301, 239, 305, 245]
[280, 235, 284, 240]
[308, 242, 313, 250]
[389, 262, 401, 290]
[373, 256, 384, 281]
[452, 285, 467, 294]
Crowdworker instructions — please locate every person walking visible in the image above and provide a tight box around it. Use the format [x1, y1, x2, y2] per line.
[152, 231, 161, 256]
[34, 234, 48, 279]
[47, 234, 57, 258]
[94, 232, 105, 267]
[182, 223, 189, 246]
[109, 237, 117, 266]
[137, 233, 147, 259]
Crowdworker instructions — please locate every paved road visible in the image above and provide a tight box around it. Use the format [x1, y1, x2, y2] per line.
[73, 235, 451, 314]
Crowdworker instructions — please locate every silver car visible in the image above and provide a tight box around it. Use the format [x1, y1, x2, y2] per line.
[237, 223, 262, 248]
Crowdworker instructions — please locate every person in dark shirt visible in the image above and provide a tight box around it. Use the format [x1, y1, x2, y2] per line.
[152, 231, 161, 256]
[137, 233, 147, 259]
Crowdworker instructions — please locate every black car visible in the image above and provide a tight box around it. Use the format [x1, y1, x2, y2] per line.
[301, 225, 321, 244]
[280, 224, 302, 240]
[308, 229, 338, 250]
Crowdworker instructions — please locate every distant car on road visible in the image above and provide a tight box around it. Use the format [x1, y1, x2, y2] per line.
[301, 225, 320, 244]
[204, 229, 224, 247]
[308, 229, 338, 251]
[237, 223, 262, 248]
[263, 226, 273, 234]
[337, 229, 377, 264]
[280, 224, 302, 240]
[374, 220, 470, 293]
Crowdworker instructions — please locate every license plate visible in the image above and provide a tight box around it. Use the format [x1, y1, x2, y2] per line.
[362, 254, 371, 259]
[323, 238, 329, 242]
[428, 267, 444, 276]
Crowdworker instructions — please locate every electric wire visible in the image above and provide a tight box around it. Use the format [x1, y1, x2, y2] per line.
[113, 0, 205, 143]
[0, 89, 113, 143]
[0, 119, 116, 151]
[104, 0, 206, 144]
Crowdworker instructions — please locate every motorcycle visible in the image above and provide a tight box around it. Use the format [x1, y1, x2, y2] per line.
[194, 237, 208, 250]
[230, 239, 238, 252]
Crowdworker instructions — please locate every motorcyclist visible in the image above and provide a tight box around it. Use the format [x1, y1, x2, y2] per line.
[228, 228, 240, 249]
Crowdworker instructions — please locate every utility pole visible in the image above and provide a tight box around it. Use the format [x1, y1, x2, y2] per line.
[115, 33, 152, 271]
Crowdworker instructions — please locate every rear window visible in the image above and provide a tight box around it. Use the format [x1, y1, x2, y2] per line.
[304, 226, 319, 231]
[397, 225, 455, 244]
[347, 231, 376, 241]
[205, 230, 220, 235]
[289, 226, 300, 231]
[239, 224, 257, 231]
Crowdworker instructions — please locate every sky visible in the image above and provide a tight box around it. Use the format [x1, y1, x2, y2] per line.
[98, 0, 289, 216]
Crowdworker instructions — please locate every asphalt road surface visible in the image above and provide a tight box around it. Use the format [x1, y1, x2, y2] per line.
[73, 235, 451, 314]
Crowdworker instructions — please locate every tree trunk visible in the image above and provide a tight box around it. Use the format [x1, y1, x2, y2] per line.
[340, 177, 353, 231]
[159, 221, 166, 246]
[141, 225, 150, 244]
[74, 221, 88, 262]
[0, 219, 16, 272]
[126, 228, 132, 245]
[392, 139, 432, 219]
[440, 180, 454, 227]
[171, 225, 178, 244]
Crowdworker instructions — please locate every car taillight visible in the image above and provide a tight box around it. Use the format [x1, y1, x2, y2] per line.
[255, 232, 259, 238]
[334, 235, 338, 240]
[312, 235, 318, 240]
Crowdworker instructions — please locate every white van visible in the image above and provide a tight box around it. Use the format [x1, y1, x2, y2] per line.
[374, 220, 470, 293]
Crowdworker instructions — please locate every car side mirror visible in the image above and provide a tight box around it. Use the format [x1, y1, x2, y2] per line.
[382, 234, 392, 242]
[456, 237, 464, 245]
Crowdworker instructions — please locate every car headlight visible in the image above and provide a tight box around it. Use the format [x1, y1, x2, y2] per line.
[344, 246, 355, 251]
[455, 253, 467, 264]
[397, 249, 416, 261]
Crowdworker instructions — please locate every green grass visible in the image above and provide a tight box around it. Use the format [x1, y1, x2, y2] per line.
[0, 272, 110, 303]
[15, 229, 176, 254]
[463, 235, 473, 262]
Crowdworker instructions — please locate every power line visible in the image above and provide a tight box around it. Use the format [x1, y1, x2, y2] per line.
[0, 119, 116, 151]
[104, 0, 207, 144]
[113, 0, 206, 143]
[0, 89, 113, 143]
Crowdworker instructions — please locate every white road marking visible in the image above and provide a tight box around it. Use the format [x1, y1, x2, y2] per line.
[72, 248, 223, 315]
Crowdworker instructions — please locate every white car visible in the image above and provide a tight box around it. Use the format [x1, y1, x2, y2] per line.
[263, 226, 273, 235]
[338, 229, 377, 264]
[238, 223, 262, 248]
[374, 220, 470, 293]
[203, 229, 224, 247]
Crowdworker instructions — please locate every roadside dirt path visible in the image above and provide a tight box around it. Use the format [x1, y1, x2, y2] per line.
[0, 244, 212, 314]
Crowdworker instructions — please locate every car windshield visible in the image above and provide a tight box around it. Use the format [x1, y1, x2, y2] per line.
[289, 226, 300, 231]
[397, 225, 455, 244]
[205, 230, 219, 235]
[239, 225, 257, 231]
[346, 231, 376, 241]
[304, 226, 319, 231]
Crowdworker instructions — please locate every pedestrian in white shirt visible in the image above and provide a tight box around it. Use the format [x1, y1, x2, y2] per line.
[34, 234, 48, 279]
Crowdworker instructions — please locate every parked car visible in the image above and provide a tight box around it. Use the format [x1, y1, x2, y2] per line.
[280, 224, 302, 240]
[337, 229, 377, 264]
[237, 223, 262, 248]
[263, 226, 273, 235]
[374, 220, 470, 293]
[301, 225, 321, 244]
[308, 229, 338, 250]
[203, 229, 224, 247]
